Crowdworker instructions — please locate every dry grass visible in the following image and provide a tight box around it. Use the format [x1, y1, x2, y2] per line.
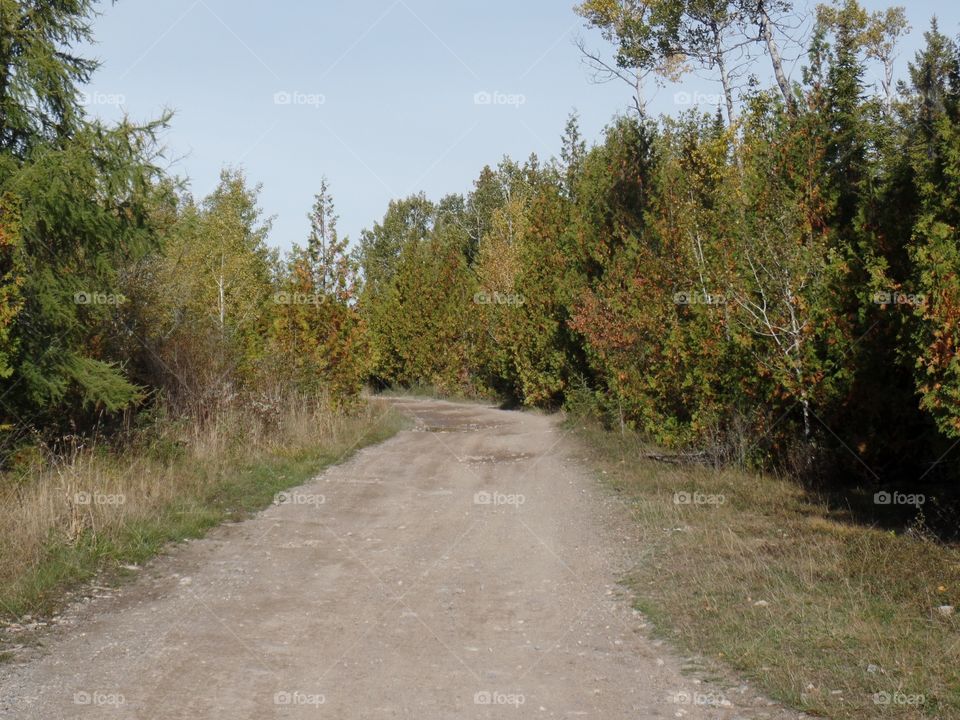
[574, 420, 960, 720]
[0, 397, 407, 622]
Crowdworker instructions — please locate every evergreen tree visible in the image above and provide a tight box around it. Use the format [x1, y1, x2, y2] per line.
[904, 23, 960, 437]
[1, 119, 171, 428]
[0, 0, 100, 156]
[0, 193, 23, 383]
[559, 110, 587, 197]
[307, 177, 352, 297]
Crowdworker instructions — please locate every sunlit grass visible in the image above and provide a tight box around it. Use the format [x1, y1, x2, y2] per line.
[0, 398, 407, 623]
[574, 419, 960, 720]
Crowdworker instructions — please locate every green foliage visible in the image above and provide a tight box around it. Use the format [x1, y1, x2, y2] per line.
[267, 179, 368, 399]
[134, 169, 275, 414]
[357, 193, 434, 293]
[904, 23, 960, 438]
[367, 214, 478, 392]
[1, 118, 171, 426]
[0, 193, 24, 383]
[358, 6, 960, 504]
[475, 160, 580, 405]
[4, 0, 960, 511]
[0, 0, 100, 155]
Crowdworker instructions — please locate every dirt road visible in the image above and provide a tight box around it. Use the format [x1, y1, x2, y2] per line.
[1, 398, 796, 719]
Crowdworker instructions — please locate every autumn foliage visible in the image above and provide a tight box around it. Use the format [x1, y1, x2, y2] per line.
[356, 18, 960, 513]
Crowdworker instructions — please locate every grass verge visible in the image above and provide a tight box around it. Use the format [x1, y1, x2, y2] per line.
[0, 398, 408, 626]
[572, 418, 960, 720]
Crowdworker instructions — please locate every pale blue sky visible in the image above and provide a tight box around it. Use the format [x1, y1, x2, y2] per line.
[81, 0, 958, 250]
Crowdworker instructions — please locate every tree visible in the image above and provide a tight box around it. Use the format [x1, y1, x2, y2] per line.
[803, 0, 923, 478]
[559, 110, 587, 196]
[903, 23, 960, 438]
[575, 0, 677, 114]
[371, 222, 477, 391]
[739, 0, 797, 111]
[268, 245, 367, 400]
[576, 0, 800, 118]
[306, 177, 351, 297]
[0, 193, 23, 382]
[267, 178, 366, 398]
[862, 6, 910, 112]
[814, 1, 909, 113]
[0, 118, 171, 428]
[357, 193, 433, 293]
[567, 115, 656, 282]
[654, 0, 755, 125]
[725, 120, 838, 441]
[811, 0, 873, 231]
[351, 3, 960, 501]
[0, 0, 100, 156]
[465, 166, 506, 256]
[140, 169, 275, 414]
